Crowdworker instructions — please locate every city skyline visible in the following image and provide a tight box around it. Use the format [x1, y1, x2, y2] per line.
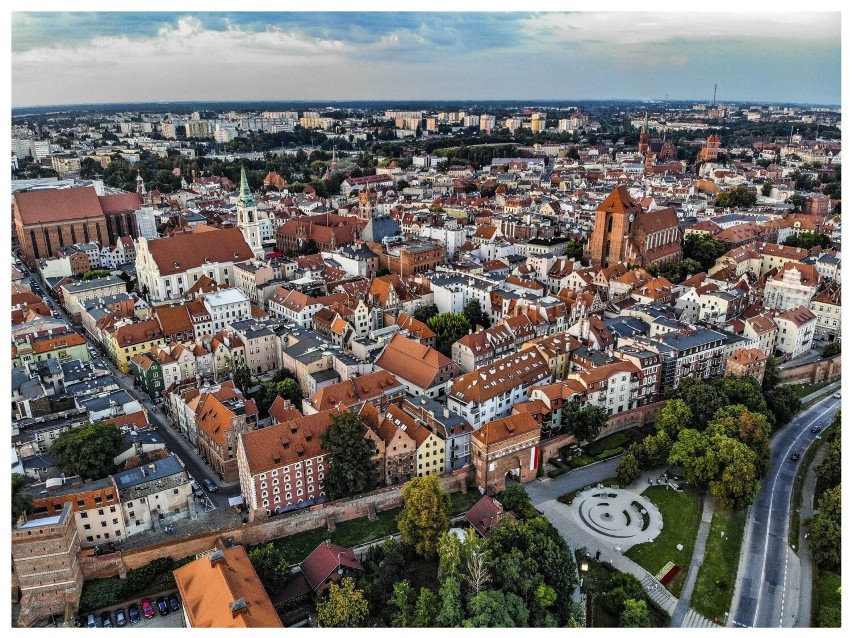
[11, 10, 842, 108]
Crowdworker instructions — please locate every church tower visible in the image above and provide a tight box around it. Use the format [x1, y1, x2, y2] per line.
[638, 111, 650, 156]
[587, 186, 643, 268]
[236, 166, 264, 259]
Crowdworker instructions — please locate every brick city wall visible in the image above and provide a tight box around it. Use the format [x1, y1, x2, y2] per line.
[537, 401, 666, 466]
[78, 469, 469, 580]
[779, 355, 841, 385]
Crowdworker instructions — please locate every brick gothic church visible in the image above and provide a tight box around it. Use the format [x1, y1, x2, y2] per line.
[587, 186, 683, 269]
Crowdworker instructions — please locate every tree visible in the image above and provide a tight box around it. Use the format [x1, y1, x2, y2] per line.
[427, 312, 471, 357]
[707, 405, 772, 476]
[784, 231, 833, 250]
[678, 378, 728, 431]
[389, 579, 414, 627]
[560, 401, 608, 442]
[229, 360, 252, 394]
[762, 356, 781, 391]
[787, 194, 807, 213]
[463, 542, 492, 596]
[83, 269, 111, 281]
[620, 599, 651, 627]
[463, 298, 491, 330]
[708, 435, 761, 509]
[52, 421, 124, 480]
[398, 475, 451, 558]
[464, 590, 530, 628]
[654, 399, 692, 439]
[599, 572, 645, 616]
[436, 576, 465, 627]
[682, 234, 728, 272]
[616, 451, 641, 485]
[822, 341, 841, 358]
[669, 429, 718, 487]
[376, 264, 391, 277]
[316, 577, 369, 628]
[712, 376, 772, 422]
[12, 474, 32, 525]
[809, 485, 841, 571]
[437, 532, 462, 584]
[413, 587, 438, 627]
[248, 543, 289, 595]
[763, 385, 801, 429]
[816, 438, 841, 487]
[413, 303, 439, 324]
[259, 378, 303, 415]
[716, 186, 756, 209]
[761, 182, 773, 197]
[498, 483, 534, 518]
[320, 411, 378, 500]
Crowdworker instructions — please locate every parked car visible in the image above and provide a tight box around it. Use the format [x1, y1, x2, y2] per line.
[114, 608, 127, 627]
[168, 593, 181, 612]
[156, 597, 169, 616]
[128, 603, 141, 624]
[833, 391, 841, 399]
[100, 611, 113, 628]
[86, 613, 98, 628]
[141, 598, 155, 619]
[203, 478, 218, 492]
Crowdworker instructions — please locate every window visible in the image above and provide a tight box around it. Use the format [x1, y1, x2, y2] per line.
[84, 524, 91, 530]
[101, 521, 107, 528]
[80, 512, 88, 519]
[98, 509, 104, 516]
[94, 497, 102, 504]
[77, 500, 85, 507]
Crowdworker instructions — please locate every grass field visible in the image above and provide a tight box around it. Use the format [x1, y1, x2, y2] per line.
[788, 378, 837, 400]
[624, 486, 702, 598]
[691, 507, 747, 620]
[267, 490, 481, 566]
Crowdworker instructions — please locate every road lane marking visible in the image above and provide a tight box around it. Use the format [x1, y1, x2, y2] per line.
[751, 399, 838, 627]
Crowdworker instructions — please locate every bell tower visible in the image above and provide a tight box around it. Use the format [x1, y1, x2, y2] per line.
[236, 166, 264, 259]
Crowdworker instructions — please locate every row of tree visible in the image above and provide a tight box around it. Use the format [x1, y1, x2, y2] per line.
[413, 300, 492, 357]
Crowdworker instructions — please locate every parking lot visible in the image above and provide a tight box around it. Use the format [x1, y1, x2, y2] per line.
[82, 590, 185, 629]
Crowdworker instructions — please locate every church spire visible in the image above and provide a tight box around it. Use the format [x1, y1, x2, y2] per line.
[238, 166, 256, 207]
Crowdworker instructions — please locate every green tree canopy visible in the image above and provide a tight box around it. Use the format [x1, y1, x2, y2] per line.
[498, 483, 535, 518]
[247, 543, 289, 595]
[707, 404, 772, 476]
[12, 474, 32, 525]
[712, 376, 772, 424]
[809, 484, 841, 571]
[620, 599, 652, 627]
[397, 475, 451, 559]
[822, 341, 841, 358]
[320, 411, 378, 500]
[413, 303, 439, 324]
[763, 385, 801, 429]
[560, 401, 608, 442]
[463, 299, 491, 330]
[783, 231, 833, 250]
[427, 312, 471, 357]
[677, 378, 729, 431]
[599, 572, 645, 616]
[682, 234, 728, 272]
[436, 576, 465, 627]
[762, 356, 781, 391]
[816, 436, 841, 487]
[463, 590, 530, 628]
[616, 450, 641, 485]
[316, 577, 369, 628]
[52, 421, 124, 480]
[716, 186, 757, 209]
[389, 579, 414, 627]
[654, 399, 692, 439]
[708, 434, 761, 509]
[669, 429, 718, 486]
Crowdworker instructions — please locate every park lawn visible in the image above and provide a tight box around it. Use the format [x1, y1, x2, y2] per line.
[812, 570, 841, 627]
[789, 379, 836, 400]
[624, 486, 702, 598]
[269, 490, 479, 566]
[691, 507, 747, 620]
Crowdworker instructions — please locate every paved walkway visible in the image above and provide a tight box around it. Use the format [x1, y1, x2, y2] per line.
[799, 379, 840, 405]
[795, 444, 828, 627]
[669, 495, 715, 627]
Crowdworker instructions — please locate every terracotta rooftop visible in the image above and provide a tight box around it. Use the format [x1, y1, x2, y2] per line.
[471, 412, 540, 447]
[173, 546, 282, 628]
[300, 540, 363, 593]
[146, 226, 254, 276]
[14, 186, 103, 225]
[308, 370, 403, 412]
[375, 334, 456, 391]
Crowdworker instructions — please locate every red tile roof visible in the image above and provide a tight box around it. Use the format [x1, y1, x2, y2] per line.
[14, 186, 103, 225]
[300, 540, 363, 593]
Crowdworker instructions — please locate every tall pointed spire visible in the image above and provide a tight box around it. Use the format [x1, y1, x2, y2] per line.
[643, 111, 649, 133]
[238, 165, 256, 207]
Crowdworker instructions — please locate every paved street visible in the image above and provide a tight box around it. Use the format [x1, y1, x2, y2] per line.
[729, 393, 841, 628]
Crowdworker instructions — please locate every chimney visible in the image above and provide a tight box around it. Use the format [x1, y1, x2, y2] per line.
[209, 549, 225, 566]
[140, 468, 146, 477]
[443, 407, 450, 419]
[230, 598, 249, 617]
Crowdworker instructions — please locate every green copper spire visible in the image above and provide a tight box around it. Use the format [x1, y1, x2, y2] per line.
[238, 166, 256, 207]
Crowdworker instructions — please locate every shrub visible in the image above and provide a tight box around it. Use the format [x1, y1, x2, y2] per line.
[596, 447, 624, 461]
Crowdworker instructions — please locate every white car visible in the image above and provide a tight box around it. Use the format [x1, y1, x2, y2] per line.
[833, 391, 841, 399]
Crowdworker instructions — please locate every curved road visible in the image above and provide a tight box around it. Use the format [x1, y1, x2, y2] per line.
[729, 392, 840, 628]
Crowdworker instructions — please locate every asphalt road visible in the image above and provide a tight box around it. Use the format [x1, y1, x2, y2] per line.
[30, 270, 239, 509]
[729, 393, 841, 628]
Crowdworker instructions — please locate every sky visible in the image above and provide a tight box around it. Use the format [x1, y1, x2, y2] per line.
[8, 6, 844, 107]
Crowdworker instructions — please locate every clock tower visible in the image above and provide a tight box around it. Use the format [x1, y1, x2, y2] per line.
[587, 186, 643, 268]
[236, 166, 264, 259]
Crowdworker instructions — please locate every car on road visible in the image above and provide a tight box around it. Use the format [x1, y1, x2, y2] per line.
[115, 608, 127, 627]
[128, 603, 141, 624]
[168, 593, 181, 612]
[790, 452, 800, 461]
[156, 597, 169, 616]
[141, 598, 155, 619]
[101, 611, 113, 628]
[203, 478, 218, 492]
[811, 425, 823, 433]
[86, 613, 98, 628]
[833, 391, 841, 399]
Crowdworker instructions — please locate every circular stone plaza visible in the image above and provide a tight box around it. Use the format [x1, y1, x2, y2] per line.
[570, 487, 663, 550]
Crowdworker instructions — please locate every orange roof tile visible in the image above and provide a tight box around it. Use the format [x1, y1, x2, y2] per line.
[375, 334, 455, 391]
[471, 412, 540, 447]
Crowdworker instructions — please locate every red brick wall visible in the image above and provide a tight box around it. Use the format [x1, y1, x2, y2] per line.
[779, 355, 841, 385]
